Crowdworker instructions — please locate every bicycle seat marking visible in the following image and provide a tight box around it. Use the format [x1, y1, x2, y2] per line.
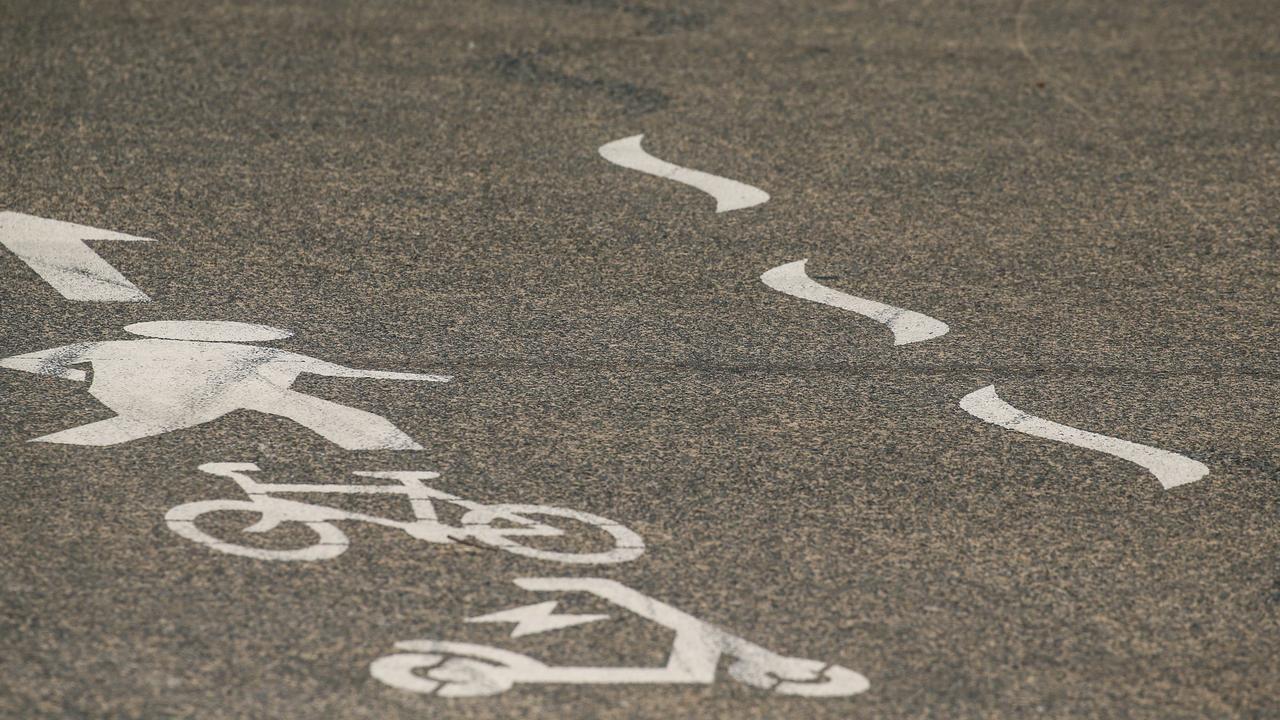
[165, 463, 645, 565]
[370, 577, 870, 698]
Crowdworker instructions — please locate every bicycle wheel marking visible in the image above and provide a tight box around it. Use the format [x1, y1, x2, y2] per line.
[598, 134, 770, 213]
[462, 504, 645, 565]
[761, 259, 949, 346]
[960, 385, 1208, 489]
[165, 462, 646, 565]
[165, 520, 350, 562]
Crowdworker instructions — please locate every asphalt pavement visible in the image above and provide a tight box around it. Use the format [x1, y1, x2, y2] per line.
[2, 1, 1278, 718]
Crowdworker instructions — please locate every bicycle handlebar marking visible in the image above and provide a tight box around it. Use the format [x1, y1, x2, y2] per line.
[165, 463, 644, 565]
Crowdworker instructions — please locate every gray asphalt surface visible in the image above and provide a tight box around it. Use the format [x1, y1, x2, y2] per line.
[2, 1, 1279, 718]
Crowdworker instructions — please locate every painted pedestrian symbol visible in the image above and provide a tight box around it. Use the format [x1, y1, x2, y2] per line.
[0, 320, 450, 449]
[371, 577, 869, 698]
[168, 463, 645, 564]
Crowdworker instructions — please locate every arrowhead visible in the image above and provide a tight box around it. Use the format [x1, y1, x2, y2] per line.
[0, 211, 155, 301]
[0, 211, 155, 244]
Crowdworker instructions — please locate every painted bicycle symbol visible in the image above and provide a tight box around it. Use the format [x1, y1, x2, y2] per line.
[165, 463, 645, 565]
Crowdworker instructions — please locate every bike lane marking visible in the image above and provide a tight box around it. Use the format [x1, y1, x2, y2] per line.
[761, 259, 950, 345]
[960, 385, 1208, 489]
[0, 211, 154, 301]
[598, 134, 770, 213]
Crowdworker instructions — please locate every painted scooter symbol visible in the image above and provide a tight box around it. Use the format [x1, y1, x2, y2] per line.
[370, 577, 869, 698]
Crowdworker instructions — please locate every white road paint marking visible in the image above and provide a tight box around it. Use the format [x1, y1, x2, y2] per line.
[371, 577, 869, 698]
[959, 385, 1208, 489]
[598, 134, 769, 213]
[0, 211, 154, 301]
[0, 321, 449, 449]
[166, 463, 645, 564]
[761, 259, 949, 345]
[468, 601, 610, 638]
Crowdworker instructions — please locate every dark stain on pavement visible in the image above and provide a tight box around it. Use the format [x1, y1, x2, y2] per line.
[491, 49, 670, 115]
[542, 0, 713, 35]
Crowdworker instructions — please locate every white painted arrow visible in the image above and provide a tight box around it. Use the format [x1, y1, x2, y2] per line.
[0, 211, 154, 302]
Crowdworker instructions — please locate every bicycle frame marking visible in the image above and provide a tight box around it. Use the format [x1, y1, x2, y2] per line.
[165, 463, 644, 564]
